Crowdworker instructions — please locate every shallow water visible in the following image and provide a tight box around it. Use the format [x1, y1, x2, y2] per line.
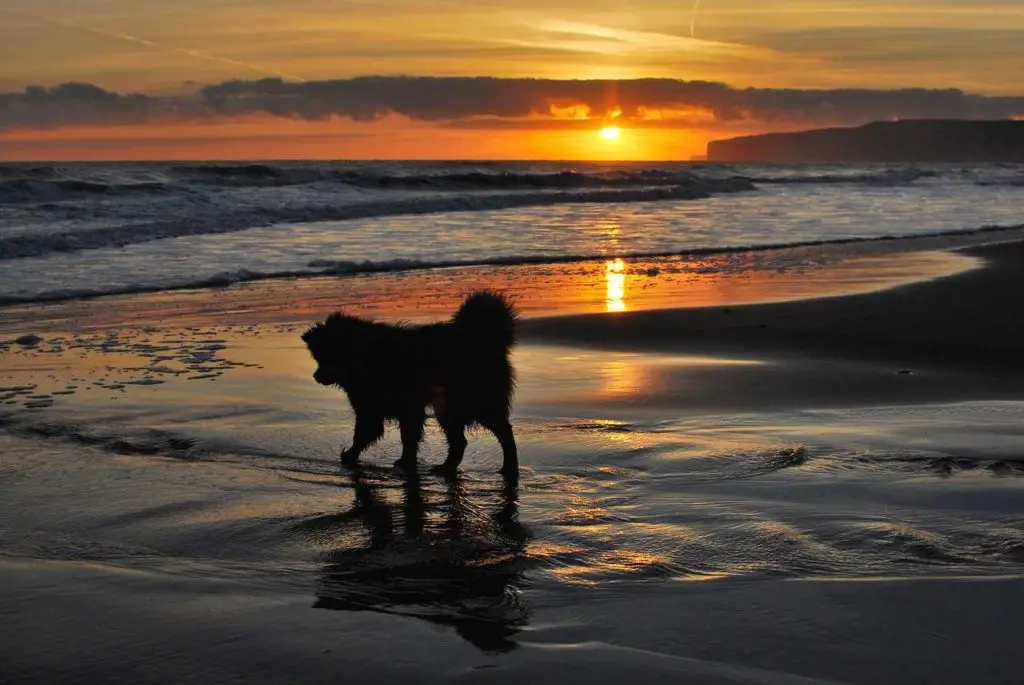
[3, 333, 1022, 602]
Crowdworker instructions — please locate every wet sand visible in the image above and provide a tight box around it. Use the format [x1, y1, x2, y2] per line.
[2, 236, 1024, 684]
[523, 241, 1024, 368]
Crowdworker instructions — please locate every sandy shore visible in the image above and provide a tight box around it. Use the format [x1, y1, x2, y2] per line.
[2, 236, 1024, 684]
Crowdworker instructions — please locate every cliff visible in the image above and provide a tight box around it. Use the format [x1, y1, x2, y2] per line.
[706, 120, 1024, 163]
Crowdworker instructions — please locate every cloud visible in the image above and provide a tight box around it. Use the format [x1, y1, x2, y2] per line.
[0, 82, 156, 130]
[3, 76, 1024, 133]
[529, 20, 770, 59]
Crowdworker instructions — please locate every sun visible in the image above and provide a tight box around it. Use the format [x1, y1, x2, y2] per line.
[599, 126, 622, 141]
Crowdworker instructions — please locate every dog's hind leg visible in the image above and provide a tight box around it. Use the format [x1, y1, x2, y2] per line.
[434, 420, 468, 474]
[341, 417, 384, 465]
[395, 412, 426, 469]
[481, 418, 518, 479]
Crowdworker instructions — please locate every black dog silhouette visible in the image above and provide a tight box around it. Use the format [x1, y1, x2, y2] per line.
[302, 291, 518, 476]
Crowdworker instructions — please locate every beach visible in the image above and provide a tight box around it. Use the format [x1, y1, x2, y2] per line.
[2, 228, 1023, 684]
[5, 0, 1024, 676]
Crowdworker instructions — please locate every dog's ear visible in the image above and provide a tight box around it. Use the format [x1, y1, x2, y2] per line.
[324, 312, 348, 328]
[302, 311, 349, 344]
[301, 322, 325, 345]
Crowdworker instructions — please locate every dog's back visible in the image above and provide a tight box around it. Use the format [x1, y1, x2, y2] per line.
[437, 291, 517, 422]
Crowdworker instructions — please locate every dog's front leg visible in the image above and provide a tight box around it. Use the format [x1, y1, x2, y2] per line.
[341, 418, 384, 464]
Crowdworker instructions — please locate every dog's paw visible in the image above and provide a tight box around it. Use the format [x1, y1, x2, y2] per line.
[340, 451, 360, 465]
[393, 457, 417, 470]
[431, 463, 459, 477]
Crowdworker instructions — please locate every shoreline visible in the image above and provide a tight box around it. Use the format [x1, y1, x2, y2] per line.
[5, 228, 1023, 336]
[2, 236, 1022, 420]
[4, 221, 1022, 307]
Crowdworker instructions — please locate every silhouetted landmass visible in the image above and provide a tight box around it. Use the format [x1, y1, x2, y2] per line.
[707, 120, 1024, 163]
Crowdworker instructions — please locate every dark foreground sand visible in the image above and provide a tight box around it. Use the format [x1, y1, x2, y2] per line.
[2, 237, 1023, 685]
[3, 552, 1022, 685]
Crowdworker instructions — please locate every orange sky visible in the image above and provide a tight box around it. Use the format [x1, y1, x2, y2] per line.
[2, 0, 1023, 161]
[0, 115, 734, 162]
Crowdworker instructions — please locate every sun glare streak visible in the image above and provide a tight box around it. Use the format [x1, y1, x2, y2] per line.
[606, 258, 626, 312]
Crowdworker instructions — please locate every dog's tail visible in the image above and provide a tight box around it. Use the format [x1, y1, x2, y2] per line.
[453, 290, 518, 351]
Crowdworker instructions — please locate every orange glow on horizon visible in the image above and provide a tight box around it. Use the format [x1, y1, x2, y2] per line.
[0, 112, 763, 161]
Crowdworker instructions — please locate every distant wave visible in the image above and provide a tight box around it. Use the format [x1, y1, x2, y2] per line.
[0, 178, 173, 203]
[3, 222, 1021, 306]
[0, 164, 947, 204]
[976, 178, 1024, 187]
[0, 165, 746, 200]
[162, 165, 949, 190]
[0, 165, 62, 180]
[168, 165, 733, 190]
[0, 178, 754, 260]
[744, 168, 937, 185]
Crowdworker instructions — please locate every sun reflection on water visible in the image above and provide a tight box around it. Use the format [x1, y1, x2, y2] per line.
[605, 258, 626, 312]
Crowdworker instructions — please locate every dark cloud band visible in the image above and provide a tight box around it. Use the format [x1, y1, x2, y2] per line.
[2, 76, 1022, 131]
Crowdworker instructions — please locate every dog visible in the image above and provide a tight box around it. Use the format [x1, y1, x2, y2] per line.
[302, 291, 518, 476]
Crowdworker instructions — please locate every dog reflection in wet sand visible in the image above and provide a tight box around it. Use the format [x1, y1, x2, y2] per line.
[302, 291, 519, 477]
[312, 470, 529, 653]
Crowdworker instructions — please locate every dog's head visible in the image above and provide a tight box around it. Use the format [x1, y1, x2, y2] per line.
[301, 312, 370, 388]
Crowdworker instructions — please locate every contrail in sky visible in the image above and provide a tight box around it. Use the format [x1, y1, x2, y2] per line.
[3, 9, 306, 83]
[690, 0, 703, 39]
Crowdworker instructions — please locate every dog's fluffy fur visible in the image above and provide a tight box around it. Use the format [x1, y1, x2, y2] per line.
[302, 291, 518, 475]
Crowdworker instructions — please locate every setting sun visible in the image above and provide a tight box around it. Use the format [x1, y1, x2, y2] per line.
[599, 126, 622, 141]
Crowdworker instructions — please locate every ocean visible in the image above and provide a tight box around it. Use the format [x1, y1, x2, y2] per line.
[1, 160, 1022, 303]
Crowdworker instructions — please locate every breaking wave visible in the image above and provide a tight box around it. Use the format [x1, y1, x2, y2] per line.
[0, 163, 953, 206]
[166, 164, 734, 190]
[0, 178, 173, 203]
[0, 178, 754, 260]
[746, 168, 937, 185]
